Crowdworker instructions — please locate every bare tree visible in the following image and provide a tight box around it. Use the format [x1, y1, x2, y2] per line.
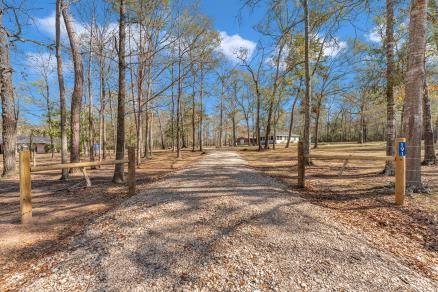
[238, 48, 264, 151]
[56, 0, 68, 179]
[0, 6, 17, 177]
[63, 2, 83, 169]
[113, 0, 126, 183]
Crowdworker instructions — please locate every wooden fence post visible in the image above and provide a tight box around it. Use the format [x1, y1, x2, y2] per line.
[395, 138, 406, 205]
[297, 141, 305, 188]
[19, 150, 32, 224]
[128, 147, 136, 195]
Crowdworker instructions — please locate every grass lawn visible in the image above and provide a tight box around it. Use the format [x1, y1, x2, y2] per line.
[238, 142, 438, 280]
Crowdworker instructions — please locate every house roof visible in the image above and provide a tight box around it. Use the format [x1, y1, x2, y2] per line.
[260, 132, 300, 137]
[0, 135, 52, 144]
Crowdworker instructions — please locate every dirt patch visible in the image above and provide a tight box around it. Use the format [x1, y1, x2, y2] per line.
[239, 142, 438, 280]
[0, 149, 204, 287]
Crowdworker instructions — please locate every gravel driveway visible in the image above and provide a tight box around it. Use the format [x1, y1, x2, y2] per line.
[11, 152, 437, 291]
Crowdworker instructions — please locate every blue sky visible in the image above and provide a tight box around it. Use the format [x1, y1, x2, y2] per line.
[6, 0, 383, 125]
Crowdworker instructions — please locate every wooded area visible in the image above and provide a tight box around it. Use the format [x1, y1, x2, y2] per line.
[0, 0, 437, 193]
[0, 0, 437, 289]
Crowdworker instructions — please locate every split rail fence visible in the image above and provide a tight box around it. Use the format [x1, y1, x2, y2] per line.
[297, 138, 406, 206]
[18, 147, 136, 224]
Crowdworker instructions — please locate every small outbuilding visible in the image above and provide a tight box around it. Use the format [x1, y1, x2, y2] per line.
[0, 136, 53, 154]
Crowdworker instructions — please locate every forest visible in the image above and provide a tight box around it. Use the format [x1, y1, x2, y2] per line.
[1, 0, 438, 289]
[0, 0, 437, 188]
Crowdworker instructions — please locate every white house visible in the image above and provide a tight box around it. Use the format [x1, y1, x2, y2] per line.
[260, 133, 300, 144]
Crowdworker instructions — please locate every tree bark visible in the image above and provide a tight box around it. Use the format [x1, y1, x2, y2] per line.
[302, 0, 311, 164]
[199, 64, 204, 152]
[176, 41, 182, 158]
[422, 67, 436, 164]
[63, 3, 83, 170]
[403, 0, 427, 190]
[384, 0, 396, 175]
[113, 0, 126, 183]
[56, 0, 69, 179]
[87, 23, 95, 169]
[0, 9, 17, 177]
[313, 97, 322, 149]
[191, 65, 196, 151]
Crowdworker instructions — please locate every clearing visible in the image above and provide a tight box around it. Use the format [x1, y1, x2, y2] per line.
[0, 149, 203, 288]
[1, 151, 437, 290]
[239, 142, 438, 280]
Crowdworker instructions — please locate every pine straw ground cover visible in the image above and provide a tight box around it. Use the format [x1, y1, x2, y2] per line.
[0, 149, 203, 287]
[239, 142, 438, 280]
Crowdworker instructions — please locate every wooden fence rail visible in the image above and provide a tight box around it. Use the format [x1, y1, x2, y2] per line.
[297, 138, 406, 206]
[18, 147, 136, 224]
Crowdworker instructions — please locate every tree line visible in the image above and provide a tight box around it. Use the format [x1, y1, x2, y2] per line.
[0, 0, 436, 191]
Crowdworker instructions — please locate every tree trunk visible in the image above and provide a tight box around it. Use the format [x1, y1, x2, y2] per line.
[171, 65, 175, 152]
[232, 114, 236, 147]
[256, 90, 261, 151]
[313, 98, 321, 149]
[302, 0, 311, 165]
[219, 80, 224, 148]
[63, 3, 83, 170]
[56, 0, 69, 179]
[199, 65, 204, 152]
[384, 0, 396, 175]
[44, 77, 54, 158]
[149, 110, 153, 156]
[191, 68, 196, 151]
[157, 111, 165, 149]
[403, 0, 427, 190]
[422, 67, 436, 164]
[0, 10, 17, 177]
[98, 42, 106, 162]
[87, 24, 95, 169]
[113, 0, 126, 183]
[264, 44, 283, 150]
[176, 42, 182, 158]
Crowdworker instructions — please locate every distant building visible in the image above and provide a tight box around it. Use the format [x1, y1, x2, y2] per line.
[236, 137, 258, 146]
[0, 136, 53, 154]
[260, 132, 300, 144]
[236, 133, 301, 145]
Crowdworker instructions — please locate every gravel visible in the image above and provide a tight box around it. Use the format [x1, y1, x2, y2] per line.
[10, 152, 437, 291]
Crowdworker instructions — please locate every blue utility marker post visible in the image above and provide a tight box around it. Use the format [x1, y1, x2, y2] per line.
[395, 138, 406, 205]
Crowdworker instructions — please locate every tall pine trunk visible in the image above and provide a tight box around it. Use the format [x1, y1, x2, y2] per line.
[113, 0, 126, 183]
[422, 64, 436, 164]
[384, 0, 396, 175]
[403, 0, 427, 190]
[198, 65, 204, 152]
[302, 0, 311, 164]
[87, 23, 95, 169]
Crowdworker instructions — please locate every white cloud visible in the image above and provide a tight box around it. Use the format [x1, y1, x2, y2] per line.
[35, 10, 87, 40]
[218, 31, 256, 62]
[323, 38, 347, 57]
[26, 52, 56, 70]
[367, 27, 382, 43]
[26, 52, 73, 76]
